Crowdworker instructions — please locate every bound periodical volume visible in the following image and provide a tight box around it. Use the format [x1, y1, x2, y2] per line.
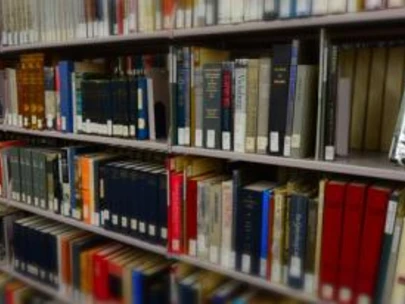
[168, 155, 405, 303]
[0, 53, 169, 141]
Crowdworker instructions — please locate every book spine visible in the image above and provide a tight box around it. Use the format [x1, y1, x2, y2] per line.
[288, 194, 308, 289]
[257, 57, 272, 154]
[194, 61, 204, 147]
[270, 191, 285, 282]
[245, 59, 259, 154]
[320, 181, 347, 301]
[304, 197, 318, 294]
[183, 47, 191, 146]
[203, 63, 222, 150]
[259, 190, 271, 278]
[233, 59, 248, 153]
[136, 77, 149, 140]
[355, 186, 391, 303]
[221, 180, 233, 268]
[186, 179, 198, 256]
[59, 61, 74, 133]
[221, 62, 234, 151]
[176, 48, 186, 145]
[269, 44, 292, 156]
[312, 0, 328, 14]
[284, 39, 299, 157]
[197, 180, 209, 260]
[209, 183, 222, 264]
[205, 0, 217, 25]
[337, 183, 367, 303]
[158, 172, 168, 245]
[169, 173, 184, 254]
[263, 0, 278, 20]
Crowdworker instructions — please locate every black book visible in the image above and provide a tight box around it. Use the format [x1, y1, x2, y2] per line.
[157, 171, 168, 246]
[128, 76, 139, 138]
[203, 63, 223, 150]
[268, 44, 292, 155]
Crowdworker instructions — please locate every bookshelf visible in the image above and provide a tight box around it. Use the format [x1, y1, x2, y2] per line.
[0, 197, 318, 303]
[0, 265, 72, 304]
[1, 3, 405, 304]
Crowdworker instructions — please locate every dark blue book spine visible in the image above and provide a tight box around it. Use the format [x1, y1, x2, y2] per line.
[68, 148, 76, 217]
[137, 77, 150, 140]
[146, 172, 159, 243]
[158, 172, 168, 245]
[260, 190, 271, 278]
[59, 61, 74, 133]
[132, 270, 143, 304]
[288, 194, 308, 289]
[128, 76, 138, 137]
[129, 167, 140, 238]
[137, 170, 148, 240]
[176, 48, 186, 145]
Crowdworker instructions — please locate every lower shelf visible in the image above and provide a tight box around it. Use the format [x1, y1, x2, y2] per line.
[1, 198, 319, 303]
[0, 264, 72, 303]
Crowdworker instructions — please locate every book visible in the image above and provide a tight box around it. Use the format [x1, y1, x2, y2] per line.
[233, 59, 248, 153]
[312, 0, 328, 14]
[245, 59, 260, 154]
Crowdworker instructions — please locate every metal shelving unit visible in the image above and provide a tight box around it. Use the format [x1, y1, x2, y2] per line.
[0, 125, 169, 152]
[0, 265, 72, 304]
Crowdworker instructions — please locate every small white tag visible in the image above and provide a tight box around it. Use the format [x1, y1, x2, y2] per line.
[195, 129, 203, 147]
[270, 132, 279, 152]
[53, 199, 58, 212]
[207, 130, 215, 148]
[184, 127, 190, 145]
[222, 132, 231, 150]
[357, 294, 370, 304]
[304, 273, 314, 294]
[139, 222, 146, 233]
[121, 217, 128, 228]
[18, 115, 23, 127]
[321, 284, 334, 300]
[131, 219, 138, 231]
[178, 128, 185, 145]
[112, 215, 118, 225]
[210, 246, 219, 264]
[172, 240, 180, 252]
[325, 146, 335, 161]
[34, 197, 39, 207]
[148, 225, 156, 236]
[385, 200, 398, 234]
[189, 240, 197, 256]
[246, 137, 255, 152]
[260, 259, 267, 278]
[229, 251, 236, 269]
[62, 117, 67, 131]
[257, 136, 268, 152]
[292, 134, 301, 148]
[289, 256, 301, 277]
[339, 287, 352, 302]
[161, 228, 168, 239]
[38, 119, 43, 130]
[271, 263, 282, 283]
[40, 199, 46, 209]
[242, 254, 251, 273]
[27, 196, 32, 205]
[130, 126, 136, 137]
[284, 136, 291, 157]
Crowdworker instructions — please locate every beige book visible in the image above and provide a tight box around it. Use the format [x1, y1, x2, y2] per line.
[390, 218, 405, 304]
[350, 47, 371, 150]
[381, 46, 405, 152]
[364, 47, 387, 151]
[209, 182, 222, 264]
[314, 179, 327, 295]
[245, 59, 260, 153]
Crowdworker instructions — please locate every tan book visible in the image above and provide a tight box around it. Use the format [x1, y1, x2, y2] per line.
[364, 47, 387, 151]
[381, 46, 405, 152]
[350, 47, 371, 150]
[245, 59, 260, 153]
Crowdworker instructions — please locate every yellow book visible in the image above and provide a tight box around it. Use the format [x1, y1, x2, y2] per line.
[364, 47, 387, 151]
[381, 46, 405, 152]
[350, 47, 371, 150]
[192, 47, 230, 147]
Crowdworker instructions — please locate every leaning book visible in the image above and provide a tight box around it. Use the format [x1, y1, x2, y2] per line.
[389, 88, 405, 165]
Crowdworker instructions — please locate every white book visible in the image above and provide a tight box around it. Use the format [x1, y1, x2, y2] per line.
[328, 0, 347, 13]
[312, 0, 328, 15]
[218, 0, 231, 24]
[102, 0, 110, 36]
[231, 0, 244, 23]
[147, 78, 156, 140]
[279, 0, 292, 18]
[205, 0, 216, 25]
[220, 180, 234, 268]
[388, 0, 405, 7]
[176, 1, 185, 28]
[365, 0, 384, 9]
[297, 0, 312, 16]
[233, 60, 248, 153]
[193, 0, 206, 27]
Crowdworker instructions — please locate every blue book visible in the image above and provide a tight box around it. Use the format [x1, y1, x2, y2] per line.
[132, 269, 144, 304]
[288, 194, 309, 289]
[136, 77, 149, 140]
[260, 190, 272, 278]
[58, 61, 74, 133]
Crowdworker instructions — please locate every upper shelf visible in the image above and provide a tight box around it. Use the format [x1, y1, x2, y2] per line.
[2, 8, 405, 54]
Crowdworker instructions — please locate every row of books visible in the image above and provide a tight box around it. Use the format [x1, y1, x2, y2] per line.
[172, 43, 318, 158]
[0, 141, 168, 246]
[1, 0, 405, 47]
[167, 155, 405, 303]
[0, 53, 169, 140]
[319, 42, 405, 161]
[0, 272, 54, 304]
[10, 214, 296, 303]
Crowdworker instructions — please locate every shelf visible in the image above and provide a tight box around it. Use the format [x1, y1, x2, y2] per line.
[172, 146, 405, 181]
[0, 125, 169, 152]
[1, 198, 167, 256]
[1, 31, 171, 54]
[174, 255, 318, 303]
[172, 8, 405, 38]
[0, 264, 72, 304]
[2, 198, 319, 303]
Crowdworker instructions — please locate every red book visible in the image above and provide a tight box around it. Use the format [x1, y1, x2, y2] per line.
[163, 0, 176, 29]
[319, 180, 347, 301]
[337, 182, 367, 304]
[117, 0, 124, 35]
[185, 177, 198, 256]
[93, 244, 124, 301]
[169, 172, 184, 254]
[354, 186, 391, 303]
